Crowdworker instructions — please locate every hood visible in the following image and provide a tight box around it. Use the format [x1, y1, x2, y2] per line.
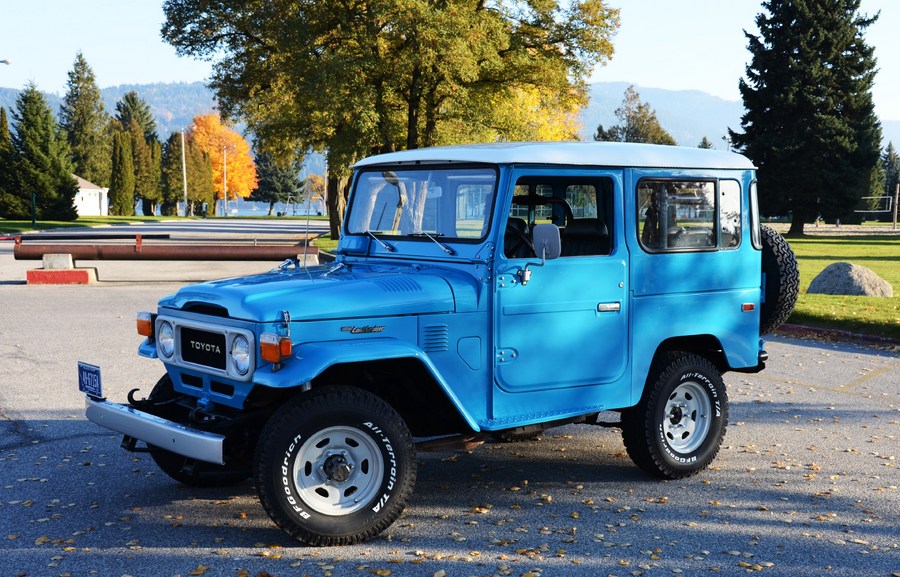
[159, 263, 471, 322]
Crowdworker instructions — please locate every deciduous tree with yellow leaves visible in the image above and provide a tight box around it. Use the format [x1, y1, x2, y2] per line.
[189, 114, 257, 205]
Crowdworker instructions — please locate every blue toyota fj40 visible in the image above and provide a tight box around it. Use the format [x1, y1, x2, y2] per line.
[83, 142, 799, 546]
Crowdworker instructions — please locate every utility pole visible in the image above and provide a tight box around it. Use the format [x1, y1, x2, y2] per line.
[181, 130, 188, 217]
[223, 145, 228, 216]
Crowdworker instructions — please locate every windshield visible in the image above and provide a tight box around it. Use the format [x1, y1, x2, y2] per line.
[346, 166, 497, 241]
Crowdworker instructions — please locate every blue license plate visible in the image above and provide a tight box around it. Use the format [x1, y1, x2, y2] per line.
[78, 362, 103, 398]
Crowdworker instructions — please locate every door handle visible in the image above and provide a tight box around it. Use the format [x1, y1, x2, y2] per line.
[597, 302, 621, 313]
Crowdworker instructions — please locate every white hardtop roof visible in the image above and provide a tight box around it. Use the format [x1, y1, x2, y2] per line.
[353, 141, 755, 170]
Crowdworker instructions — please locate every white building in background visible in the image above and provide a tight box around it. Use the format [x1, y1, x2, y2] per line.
[72, 175, 108, 216]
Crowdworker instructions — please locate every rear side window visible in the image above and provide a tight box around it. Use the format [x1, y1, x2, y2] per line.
[720, 180, 741, 249]
[638, 180, 715, 250]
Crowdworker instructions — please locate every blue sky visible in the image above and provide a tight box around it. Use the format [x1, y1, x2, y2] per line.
[1, 0, 897, 120]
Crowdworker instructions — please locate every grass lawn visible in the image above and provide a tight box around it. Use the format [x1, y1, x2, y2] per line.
[783, 234, 900, 340]
[0, 215, 173, 234]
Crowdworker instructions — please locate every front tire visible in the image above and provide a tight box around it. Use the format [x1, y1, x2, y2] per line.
[622, 354, 728, 479]
[254, 386, 416, 546]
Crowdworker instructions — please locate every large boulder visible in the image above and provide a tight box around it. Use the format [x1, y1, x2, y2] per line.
[807, 262, 893, 297]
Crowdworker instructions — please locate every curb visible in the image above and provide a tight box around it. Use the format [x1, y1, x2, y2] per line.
[775, 323, 900, 348]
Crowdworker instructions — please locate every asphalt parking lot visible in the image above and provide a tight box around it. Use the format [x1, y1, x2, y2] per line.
[0, 231, 897, 577]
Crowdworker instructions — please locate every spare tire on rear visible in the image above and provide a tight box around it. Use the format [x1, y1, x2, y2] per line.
[759, 225, 799, 334]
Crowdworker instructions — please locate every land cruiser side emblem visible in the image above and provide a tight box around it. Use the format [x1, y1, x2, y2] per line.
[341, 325, 385, 334]
[190, 340, 222, 353]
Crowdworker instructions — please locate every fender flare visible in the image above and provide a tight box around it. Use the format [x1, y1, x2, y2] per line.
[252, 338, 481, 432]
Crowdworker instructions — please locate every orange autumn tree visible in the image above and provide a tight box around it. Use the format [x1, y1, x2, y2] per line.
[189, 114, 257, 205]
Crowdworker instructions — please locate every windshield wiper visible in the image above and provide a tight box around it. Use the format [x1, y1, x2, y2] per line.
[366, 230, 396, 252]
[411, 232, 456, 256]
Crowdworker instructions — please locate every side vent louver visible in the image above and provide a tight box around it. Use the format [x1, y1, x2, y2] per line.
[423, 324, 449, 353]
[375, 277, 423, 293]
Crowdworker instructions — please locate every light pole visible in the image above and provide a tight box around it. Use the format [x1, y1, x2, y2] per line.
[181, 129, 189, 217]
[222, 144, 235, 216]
[223, 145, 228, 216]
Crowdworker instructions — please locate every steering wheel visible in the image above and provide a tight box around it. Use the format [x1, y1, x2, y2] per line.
[504, 222, 535, 258]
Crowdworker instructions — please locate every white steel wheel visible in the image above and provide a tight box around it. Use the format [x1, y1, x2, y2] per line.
[621, 353, 728, 479]
[254, 386, 416, 546]
[662, 381, 712, 455]
[292, 426, 385, 516]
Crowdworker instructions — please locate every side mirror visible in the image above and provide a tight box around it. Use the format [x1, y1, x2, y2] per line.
[517, 224, 560, 286]
[532, 223, 561, 260]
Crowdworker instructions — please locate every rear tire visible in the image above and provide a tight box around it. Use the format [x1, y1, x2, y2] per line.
[622, 354, 728, 479]
[254, 386, 416, 546]
[760, 225, 799, 334]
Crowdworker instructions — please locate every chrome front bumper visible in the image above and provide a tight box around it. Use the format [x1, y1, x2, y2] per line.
[85, 396, 225, 465]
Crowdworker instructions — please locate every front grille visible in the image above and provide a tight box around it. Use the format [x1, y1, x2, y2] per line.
[181, 327, 227, 370]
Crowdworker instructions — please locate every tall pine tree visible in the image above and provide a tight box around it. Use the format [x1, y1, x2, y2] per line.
[187, 141, 215, 216]
[114, 91, 158, 143]
[2, 84, 78, 221]
[881, 142, 900, 221]
[730, 0, 882, 235]
[0, 107, 12, 214]
[160, 132, 185, 216]
[250, 151, 303, 215]
[108, 131, 135, 216]
[59, 52, 111, 187]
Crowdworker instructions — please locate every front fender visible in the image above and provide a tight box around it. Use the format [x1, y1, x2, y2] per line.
[252, 338, 480, 432]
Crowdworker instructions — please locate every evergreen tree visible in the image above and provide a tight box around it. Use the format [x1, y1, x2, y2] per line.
[114, 91, 158, 143]
[146, 139, 163, 215]
[59, 52, 111, 186]
[0, 107, 12, 211]
[1, 83, 78, 221]
[160, 132, 185, 216]
[698, 136, 714, 149]
[883, 142, 899, 200]
[593, 86, 677, 145]
[873, 142, 900, 221]
[127, 119, 156, 214]
[187, 141, 214, 216]
[250, 151, 303, 215]
[109, 131, 135, 215]
[730, 0, 881, 235]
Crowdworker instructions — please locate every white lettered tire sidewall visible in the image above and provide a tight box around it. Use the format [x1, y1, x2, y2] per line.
[254, 387, 416, 546]
[622, 354, 729, 479]
[652, 366, 725, 474]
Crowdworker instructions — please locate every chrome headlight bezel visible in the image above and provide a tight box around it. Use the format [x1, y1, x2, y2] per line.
[158, 321, 175, 358]
[231, 334, 251, 375]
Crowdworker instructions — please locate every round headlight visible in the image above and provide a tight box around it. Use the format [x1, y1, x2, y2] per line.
[231, 335, 251, 375]
[158, 321, 175, 358]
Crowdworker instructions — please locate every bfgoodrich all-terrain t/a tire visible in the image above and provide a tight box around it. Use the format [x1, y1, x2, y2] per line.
[760, 225, 800, 335]
[621, 353, 728, 479]
[254, 386, 416, 546]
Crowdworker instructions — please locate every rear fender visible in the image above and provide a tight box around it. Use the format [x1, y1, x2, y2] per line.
[252, 338, 480, 431]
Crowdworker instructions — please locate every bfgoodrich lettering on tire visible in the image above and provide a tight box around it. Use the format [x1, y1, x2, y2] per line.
[254, 386, 416, 546]
[621, 353, 728, 479]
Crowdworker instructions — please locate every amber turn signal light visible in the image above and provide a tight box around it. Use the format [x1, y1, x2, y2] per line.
[136, 312, 154, 337]
[260, 333, 292, 363]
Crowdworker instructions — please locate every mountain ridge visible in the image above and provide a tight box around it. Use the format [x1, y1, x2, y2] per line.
[2, 81, 898, 152]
